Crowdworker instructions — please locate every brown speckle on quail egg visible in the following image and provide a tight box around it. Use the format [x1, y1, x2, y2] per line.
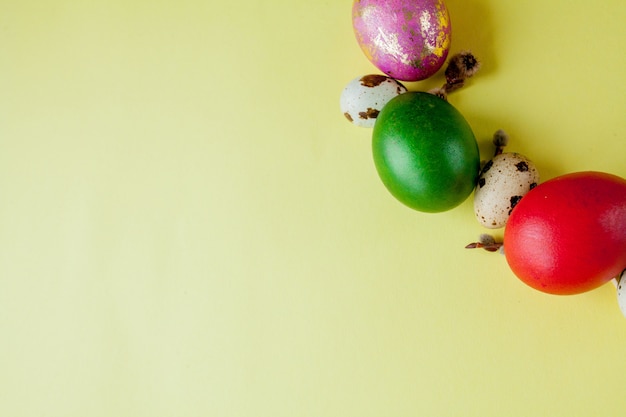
[474, 152, 539, 229]
[340, 75, 407, 128]
[617, 270, 626, 318]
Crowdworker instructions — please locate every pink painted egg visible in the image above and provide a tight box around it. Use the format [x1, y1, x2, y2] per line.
[352, 0, 451, 81]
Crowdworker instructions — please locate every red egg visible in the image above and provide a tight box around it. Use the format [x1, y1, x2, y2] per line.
[504, 171, 626, 295]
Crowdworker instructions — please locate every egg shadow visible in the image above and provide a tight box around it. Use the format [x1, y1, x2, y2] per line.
[464, 111, 570, 184]
[402, 0, 567, 183]
[404, 0, 496, 93]
[445, 0, 496, 77]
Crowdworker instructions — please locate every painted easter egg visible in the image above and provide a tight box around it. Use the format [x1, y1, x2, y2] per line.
[504, 172, 626, 295]
[352, 0, 451, 81]
[372, 92, 479, 213]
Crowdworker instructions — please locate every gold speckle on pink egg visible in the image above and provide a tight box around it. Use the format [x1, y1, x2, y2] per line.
[352, 0, 451, 81]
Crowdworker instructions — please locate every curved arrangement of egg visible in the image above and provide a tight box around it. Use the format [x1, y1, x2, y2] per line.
[339, 0, 626, 318]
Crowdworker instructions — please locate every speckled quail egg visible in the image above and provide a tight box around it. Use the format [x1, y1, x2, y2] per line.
[474, 152, 539, 228]
[617, 270, 626, 317]
[340, 74, 407, 128]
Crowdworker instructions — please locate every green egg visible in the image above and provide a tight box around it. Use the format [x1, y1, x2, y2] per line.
[372, 92, 479, 213]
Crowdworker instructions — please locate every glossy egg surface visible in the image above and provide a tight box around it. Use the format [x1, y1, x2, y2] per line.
[352, 0, 451, 81]
[504, 171, 626, 295]
[372, 92, 479, 213]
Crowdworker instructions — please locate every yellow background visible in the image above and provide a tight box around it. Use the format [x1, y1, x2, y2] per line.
[1, 0, 625, 416]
